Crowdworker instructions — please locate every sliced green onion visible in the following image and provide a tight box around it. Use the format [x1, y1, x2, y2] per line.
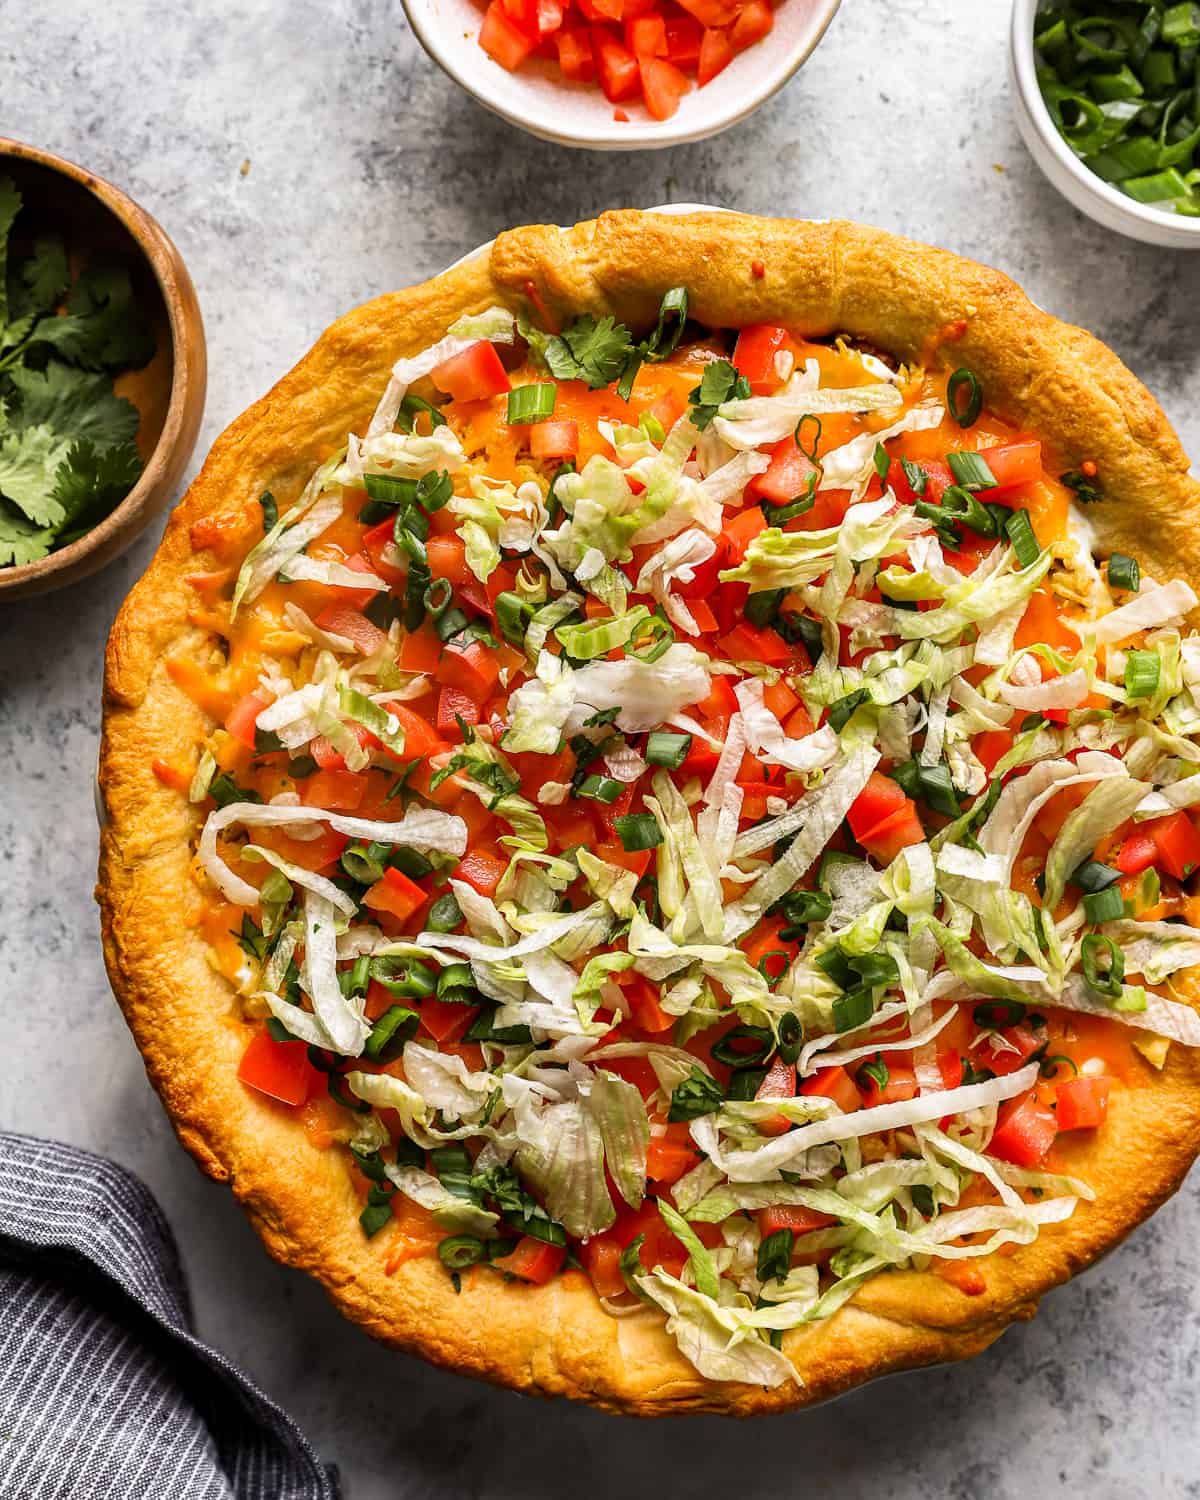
[827, 687, 869, 732]
[1081, 932, 1125, 998]
[914, 761, 961, 818]
[761, 493, 816, 527]
[972, 999, 1027, 1029]
[576, 774, 624, 804]
[438, 1235, 485, 1270]
[1083, 883, 1126, 924]
[364, 1005, 420, 1061]
[341, 842, 387, 884]
[370, 957, 437, 999]
[1124, 648, 1161, 701]
[711, 1025, 773, 1068]
[1039, 1054, 1079, 1080]
[941, 485, 999, 537]
[627, 611, 674, 663]
[725, 1067, 768, 1102]
[507, 383, 557, 424]
[856, 1053, 889, 1090]
[398, 393, 447, 434]
[645, 731, 692, 769]
[872, 442, 890, 483]
[775, 888, 834, 933]
[778, 1013, 803, 1065]
[745, 588, 785, 628]
[757, 1228, 794, 1285]
[1106, 552, 1139, 592]
[426, 892, 463, 932]
[435, 606, 471, 642]
[1005, 509, 1041, 568]
[832, 988, 874, 1032]
[1071, 859, 1121, 893]
[614, 812, 662, 852]
[496, 591, 535, 646]
[849, 951, 900, 988]
[756, 949, 790, 982]
[364, 472, 417, 507]
[947, 450, 998, 490]
[360, 1199, 393, 1238]
[947, 369, 983, 427]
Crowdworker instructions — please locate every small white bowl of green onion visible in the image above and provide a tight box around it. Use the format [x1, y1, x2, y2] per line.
[1011, 0, 1200, 247]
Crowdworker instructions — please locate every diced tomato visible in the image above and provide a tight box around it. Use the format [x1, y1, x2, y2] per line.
[856, 1058, 918, 1109]
[679, 729, 721, 779]
[696, 24, 734, 83]
[225, 691, 269, 750]
[733, 325, 787, 395]
[936, 1049, 963, 1091]
[456, 847, 508, 897]
[782, 704, 815, 739]
[534, 0, 565, 35]
[847, 771, 907, 842]
[762, 677, 799, 720]
[687, 598, 719, 634]
[363, 866, 429, 923]
[595, 840, 654, 879]
[858, 801, 925, 864]
[626, 12, 666, 53]
[1055, 1075, 1111, 1131]
[361, 518, 406, 585]
[1015, 587, 1078, 654]
[310, 723, 374, 772]
[1146, 811, 1200, 881]
[436, 686, 482, 739]
[800, 1065, 860, 1115]
[698, 677, 738, 720]
[977, 441, 1042, 494]
[592, 26, 640, 100]
[664, 13, 702, 67]
[581, 1237, 626, 1298]
[935, 1261, 987, 1296]
[623, 973, 674, 1032]
[397, 626, 444, 675]
[974, 729, 1015, 774]
[237, 1033, 316, 1108]
[556, 25, 595, 78]
[431, 340, 511, 402]
[639, 55, 689, 118]
[385, 704, 446, 760]
[427, 534, 476, 592]
[301, 768, 366, 812]
[988, 1091, 1057, 1167]
[675, 531, 728, 598]
[1116, 827, 1158, 876]
[754, 1055, 797, 1136]
[677, 0, 738, 27]
[435, 639, 500, 704]
[754, 435, 821, 506]
[493, 1235, 566, 1284]
[529, 419, 579, 458]
[756, 1203, 836, 1237]
[646, 1124, 700, 1183]
[718, 620, 791, 665]
[729, 0, 772, 50]
[980, 1021, 1042, 1077]
[314, 606, 389, 656]
[419, 994, 480, 1046]
[722, 504, 767, 564]
[327, 551, 387, 612]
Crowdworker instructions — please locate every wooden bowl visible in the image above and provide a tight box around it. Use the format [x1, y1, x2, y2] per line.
[0, 138, 207, 600]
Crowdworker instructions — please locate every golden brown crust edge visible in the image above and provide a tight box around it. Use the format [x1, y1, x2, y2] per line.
[98, 212, 1200, 1417]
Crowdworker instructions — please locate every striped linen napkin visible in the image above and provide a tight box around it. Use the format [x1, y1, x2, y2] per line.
[0, 1132, 338, 1500]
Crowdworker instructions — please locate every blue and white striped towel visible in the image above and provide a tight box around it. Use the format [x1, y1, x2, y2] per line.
[0, 1132, 338, 1500]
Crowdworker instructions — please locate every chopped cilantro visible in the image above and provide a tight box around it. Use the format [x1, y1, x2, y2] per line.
[0, 176, 151, 567]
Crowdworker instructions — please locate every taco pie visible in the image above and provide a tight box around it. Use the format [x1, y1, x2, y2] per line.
[99, 211, 1200, 1415]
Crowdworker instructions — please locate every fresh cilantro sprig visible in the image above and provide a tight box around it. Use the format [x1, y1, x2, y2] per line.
[0, 175, 152, 567]
[520, 286, 689, 403]
[687, 359, 751, 431]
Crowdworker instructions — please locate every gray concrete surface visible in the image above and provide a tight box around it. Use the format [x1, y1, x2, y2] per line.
[4, 1, 1200, 1494]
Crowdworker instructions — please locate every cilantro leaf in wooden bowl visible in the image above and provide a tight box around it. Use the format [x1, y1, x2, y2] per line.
[0, 139, 206, 599]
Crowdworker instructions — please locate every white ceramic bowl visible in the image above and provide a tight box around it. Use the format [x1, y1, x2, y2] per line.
[402, 0, 841, 150]
[1010, 0, 1200, 248]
